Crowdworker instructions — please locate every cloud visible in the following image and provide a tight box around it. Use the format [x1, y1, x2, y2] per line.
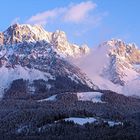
[27, 1, 98, 26]
[27, 8, 65, 26]
[64, 1, 96, 23]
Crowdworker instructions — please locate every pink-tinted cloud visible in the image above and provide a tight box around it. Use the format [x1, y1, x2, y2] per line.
[27, 8, 65, 26]
[27, 1, 97, 26]
[64, 1, 96, 23]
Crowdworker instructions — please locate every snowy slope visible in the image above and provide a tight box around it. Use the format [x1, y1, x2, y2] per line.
[0, 66, 53, 98]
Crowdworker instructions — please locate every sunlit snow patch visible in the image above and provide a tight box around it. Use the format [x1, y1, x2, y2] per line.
[76, 92, 104, 103]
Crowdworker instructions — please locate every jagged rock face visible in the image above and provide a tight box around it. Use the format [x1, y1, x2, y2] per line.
[51, 30, 90, 57]
[2, 24, 90, 57]
[3, 24, 52, 45]
[103, 55, 132, 86]
[99, 39, 140, 86]
[106, 39, 140, 64]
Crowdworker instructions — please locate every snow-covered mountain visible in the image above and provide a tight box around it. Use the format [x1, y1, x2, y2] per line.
[0, 24, 89, 57]
[100, 39, 139, 86]
[74, 39, 140, 97]
[0, 24, 96, 99]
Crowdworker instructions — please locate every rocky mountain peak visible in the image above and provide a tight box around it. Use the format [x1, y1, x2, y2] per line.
[1, 24, 90, 57]
[87, 39, 140, 87]
[99, 39, 140, 64]
[3, 24, 52, 45]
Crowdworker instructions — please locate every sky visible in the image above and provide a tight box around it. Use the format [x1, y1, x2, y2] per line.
[0, 0, 140, 47]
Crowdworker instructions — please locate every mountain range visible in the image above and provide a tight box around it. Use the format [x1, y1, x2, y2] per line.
[0, 24, 140, 139]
